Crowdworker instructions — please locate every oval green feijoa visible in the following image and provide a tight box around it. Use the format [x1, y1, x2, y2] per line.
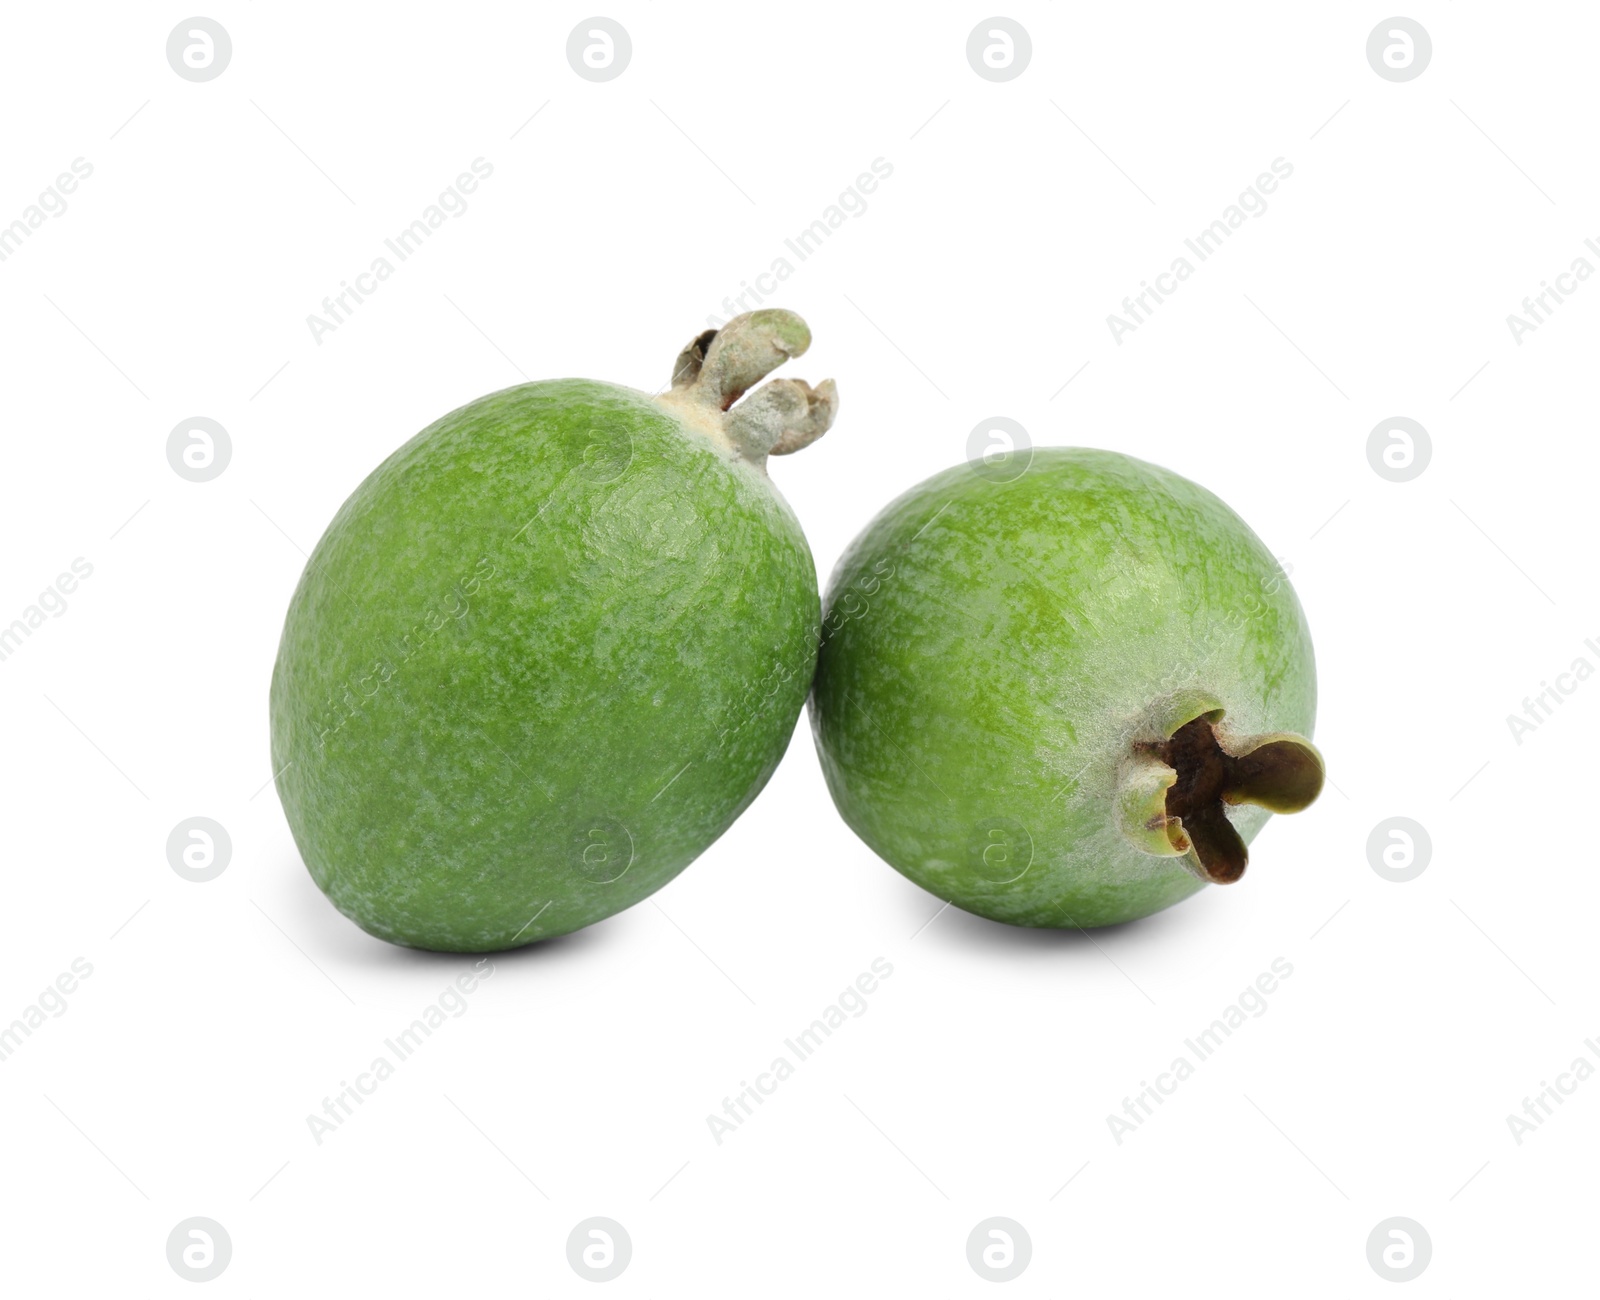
[810, 447, 1322, 929]
[270, 311, 837, 951]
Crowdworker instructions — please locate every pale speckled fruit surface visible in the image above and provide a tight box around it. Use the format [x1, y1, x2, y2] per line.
[270, 380, 818, 951]
[810, 448, 1317, 928]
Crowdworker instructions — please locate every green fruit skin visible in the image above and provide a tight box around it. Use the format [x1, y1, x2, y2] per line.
[270, 380, 818, 952]
[810, 448, 1317, 929]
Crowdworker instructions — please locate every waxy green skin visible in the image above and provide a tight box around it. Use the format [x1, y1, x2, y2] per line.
[810, 448, 1317, 928]
[271, 379, 818, 952]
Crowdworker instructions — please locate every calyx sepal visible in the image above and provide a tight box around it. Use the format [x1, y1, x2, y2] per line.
[1117, 708, 1323, 884]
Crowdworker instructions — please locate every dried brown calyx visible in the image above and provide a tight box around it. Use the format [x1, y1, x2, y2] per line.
[1119, 711, 1323, 884]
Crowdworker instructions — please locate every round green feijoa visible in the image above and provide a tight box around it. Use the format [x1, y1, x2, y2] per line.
[810, 448, 1323, 929]
[270, 311, 838, 951]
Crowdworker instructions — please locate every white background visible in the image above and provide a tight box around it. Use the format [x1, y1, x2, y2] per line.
[0, 3, 1592, 1293]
